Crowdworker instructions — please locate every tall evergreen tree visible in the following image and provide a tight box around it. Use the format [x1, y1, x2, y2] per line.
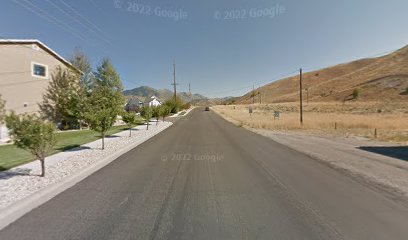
[69, 49, 94, 129]
[39, 67, 82, 129]
[69, 49, 93, 91]
[94, 58, 123, 92]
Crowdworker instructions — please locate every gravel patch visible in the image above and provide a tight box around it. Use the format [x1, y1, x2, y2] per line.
[254, 129, 408, 198]
[0, 122, 172, 210]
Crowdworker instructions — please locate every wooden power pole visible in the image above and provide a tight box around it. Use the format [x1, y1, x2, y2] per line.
[259, 90, 262, 104]
[252, 84, 255, 104]
[171, 59, 178, 102]
[299, 68, 303, 124]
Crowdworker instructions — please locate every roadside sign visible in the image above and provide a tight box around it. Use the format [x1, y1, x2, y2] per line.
[274, 111, 280, 120]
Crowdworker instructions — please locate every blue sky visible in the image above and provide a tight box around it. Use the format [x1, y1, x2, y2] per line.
[2, 0, 408, 97]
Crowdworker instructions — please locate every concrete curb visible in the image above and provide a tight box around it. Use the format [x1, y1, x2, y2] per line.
[0, 123, 172, 230]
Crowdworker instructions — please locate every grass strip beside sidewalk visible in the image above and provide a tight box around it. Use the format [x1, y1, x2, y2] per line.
[0, 125, 129, 171]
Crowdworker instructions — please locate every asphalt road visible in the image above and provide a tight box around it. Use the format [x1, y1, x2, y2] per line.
[1, 108, 408, 240]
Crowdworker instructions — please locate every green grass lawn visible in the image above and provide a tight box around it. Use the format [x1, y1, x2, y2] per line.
[0, 125, 132, 171]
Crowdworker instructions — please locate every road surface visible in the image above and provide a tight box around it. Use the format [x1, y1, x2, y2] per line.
[1, 108, 408, 239]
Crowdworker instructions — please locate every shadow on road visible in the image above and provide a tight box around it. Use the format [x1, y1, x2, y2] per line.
[358, 146, 408, 161]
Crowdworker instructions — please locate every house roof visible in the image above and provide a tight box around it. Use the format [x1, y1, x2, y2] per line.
[0, 39, 80, 73]
[126, 98, 143, 106]
[150, 95, 162, 102]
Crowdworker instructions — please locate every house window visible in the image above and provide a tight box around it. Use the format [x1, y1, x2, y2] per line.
[31, 62, 48, 78]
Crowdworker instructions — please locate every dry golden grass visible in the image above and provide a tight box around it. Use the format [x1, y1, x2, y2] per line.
[213, 102, 408, 143]
[236, 45, 408, 104]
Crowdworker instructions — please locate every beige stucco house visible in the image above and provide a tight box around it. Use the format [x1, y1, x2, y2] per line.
[0, 39, 78, 142]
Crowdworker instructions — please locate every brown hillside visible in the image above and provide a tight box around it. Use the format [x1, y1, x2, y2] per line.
[236, 45, 408, 104]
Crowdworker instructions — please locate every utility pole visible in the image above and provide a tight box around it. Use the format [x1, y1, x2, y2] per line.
[252, 84, 255, 104]
[259, 90, 262, 104]
[299, 68, 303, 124]
[306, 87, 309, 104]
[293, 75, 297, 112]
[189, 83, 191, 96]
[171, 59, 178, 102]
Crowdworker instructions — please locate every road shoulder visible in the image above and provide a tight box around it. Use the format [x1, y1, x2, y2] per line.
[0, 122, 172, 230]
[212, 107, 408, 202]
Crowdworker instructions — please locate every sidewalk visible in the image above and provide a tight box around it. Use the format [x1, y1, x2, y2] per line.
[168, 107, 195, 118]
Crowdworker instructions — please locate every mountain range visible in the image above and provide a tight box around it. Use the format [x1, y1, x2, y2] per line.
[123, 86, 207, 103]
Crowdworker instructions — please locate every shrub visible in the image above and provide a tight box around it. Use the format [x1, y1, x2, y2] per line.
[182, 102, 191, 110]
[6, 113, 56, 177]
[352, 89, 360, 99]
[164, 96, 184, 114]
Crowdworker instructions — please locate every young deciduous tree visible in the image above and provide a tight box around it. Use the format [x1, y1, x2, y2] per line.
[85, 58, 124, 149]
[152, 106, 161, 125]
[39, 67, 82, 129]
[6, 113, 56, 177]
[160, 105, 171, 122]
[121, 111, 138, 137]
[140, 106, 152, 130]
[85, 86, 122, 150]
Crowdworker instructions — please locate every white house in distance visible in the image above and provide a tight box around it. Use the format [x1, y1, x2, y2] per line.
[148, 96, 161, 107]
[0, 39, 79, 142]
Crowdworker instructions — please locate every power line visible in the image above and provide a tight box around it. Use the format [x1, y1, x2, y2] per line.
[12, 0, 110, 55]
[205, 69, 299, 96]
[302, 48, 397, 73]
[216, 46, 398, 99]
[45, 0, 111, 46]
[0, 36, 88, 76]
[57, 0, 111, 43]
[0, 79, 47, 87]
[87, 0, 104, 12]
[0, 71, 30, 76]
[206, 85, 253, 96]
[13, 0, 87, 42]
